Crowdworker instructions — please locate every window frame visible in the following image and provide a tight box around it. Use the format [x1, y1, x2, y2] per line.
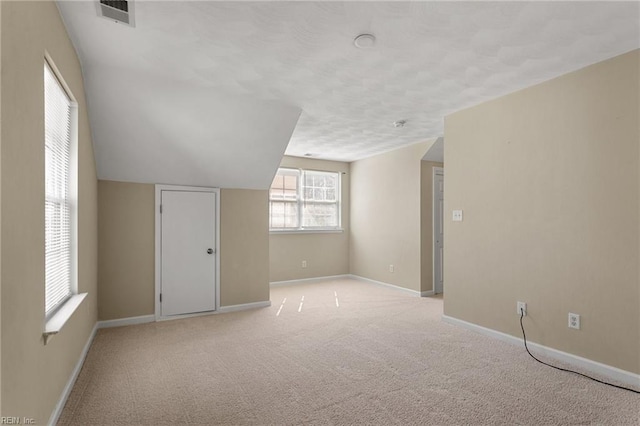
[269, 167, 342, 233]
[43, 55, 83, 343]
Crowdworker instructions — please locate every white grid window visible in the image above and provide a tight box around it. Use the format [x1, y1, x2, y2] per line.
[44, 62, 73, 316]
[269, 168, 341, 231]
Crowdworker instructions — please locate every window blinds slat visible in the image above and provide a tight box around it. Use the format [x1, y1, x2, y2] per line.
[44, 63, 72, 315]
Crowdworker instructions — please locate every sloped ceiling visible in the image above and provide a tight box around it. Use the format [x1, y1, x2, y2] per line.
[83, 69, 300, 188]
[423, 137, 443, 163]
[57, 1, 640, 188]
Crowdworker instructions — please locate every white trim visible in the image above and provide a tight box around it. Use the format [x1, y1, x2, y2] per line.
[68, 92, 79, 299]
[442, 315, 640, 389]
[44, 52, 77, 103]
[270, 275, 435, 297]
[270, 275, 350, 287]
[155, 185, 221, 321]
[154, 310, 217, 322]
[156, 301, 271, 321]
[432, 166, 444, 295]
[218, 301, 271, 313]
[97, 315, 155, 329]
[270, 228, 344, 235]
[43, 293, 87, 344]
[48, 322, 98, 426]
[43, 56, 79, 321]
[348, 274, 422, 297]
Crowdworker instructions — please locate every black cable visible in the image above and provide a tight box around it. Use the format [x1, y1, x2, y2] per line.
[519, 309, 640, 394]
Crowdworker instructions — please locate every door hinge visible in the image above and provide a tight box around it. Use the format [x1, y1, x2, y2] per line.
[160, 204, 163, 214]
[159, 293, 162, 303]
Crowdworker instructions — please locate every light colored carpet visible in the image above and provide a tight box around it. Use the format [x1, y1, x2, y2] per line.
[59, 278, 639, 425]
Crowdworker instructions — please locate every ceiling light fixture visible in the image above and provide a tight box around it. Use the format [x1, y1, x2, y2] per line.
[353, 33, 376, 49]
[393, 120, 407, 128]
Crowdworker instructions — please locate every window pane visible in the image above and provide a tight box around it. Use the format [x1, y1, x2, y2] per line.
[270, 201, 299, 228]
[270, 169, 298, 201]
[269, 168, 340, 230]
[44, 62, 73, 315]
[302, 203, 338, 228]
[45, 200, 71, 312]
[304, 188, 313, 199]
[302, 171, 337, 202]
[271, 174, 283, 189]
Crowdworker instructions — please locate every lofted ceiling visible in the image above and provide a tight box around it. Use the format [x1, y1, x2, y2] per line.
[57, 1, 640, 188]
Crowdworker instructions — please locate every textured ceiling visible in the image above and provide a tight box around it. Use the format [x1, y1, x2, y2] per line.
[58, 1, 640, 185]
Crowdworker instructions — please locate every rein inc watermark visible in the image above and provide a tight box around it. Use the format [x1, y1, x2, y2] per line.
[0, 418, 35, 425]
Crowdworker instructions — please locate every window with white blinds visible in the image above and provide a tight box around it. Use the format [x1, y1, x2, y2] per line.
[44, 62, 73, 316]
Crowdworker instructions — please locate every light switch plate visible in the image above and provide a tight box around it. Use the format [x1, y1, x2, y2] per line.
[452, 210, 463, 222]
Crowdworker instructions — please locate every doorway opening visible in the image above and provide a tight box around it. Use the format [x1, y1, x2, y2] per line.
[433, 168, 444, 294]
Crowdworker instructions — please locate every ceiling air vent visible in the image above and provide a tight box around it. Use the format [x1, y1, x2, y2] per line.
[97, 0, 135, 27]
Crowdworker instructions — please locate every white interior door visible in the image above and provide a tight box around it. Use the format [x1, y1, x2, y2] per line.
[434, 170, 444, 294]
[161, 190, 216, 316]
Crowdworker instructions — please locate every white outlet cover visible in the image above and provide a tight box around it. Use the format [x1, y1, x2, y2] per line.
[453, 210, 463, 222]
[517, 301, 527, 316]
[568, 313, 580, 329]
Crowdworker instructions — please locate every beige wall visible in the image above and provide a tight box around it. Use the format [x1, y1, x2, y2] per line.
[444, 50, 639, 373]
[350, 142, 430, 292]
[420, 161, 443, 293]
[220, 189, 270, 306]
[98, 181, 154, 320]
[269, 156, 350, 282]
[1, 1, 98, 422]
[97, 184, 270, 316]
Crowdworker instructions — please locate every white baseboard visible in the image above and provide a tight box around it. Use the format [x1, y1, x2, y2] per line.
[98, 314, 155, 329]
[218, 300, 271, 313]
[441, 315, 640, 389]
[156, 302, 272, 321]
[271, 274, 435, 298]
[48, 322, 98, 426]
[270, 275, 350, 287]
[348, 274, 423, 297]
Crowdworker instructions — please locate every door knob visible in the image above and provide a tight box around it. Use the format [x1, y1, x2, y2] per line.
[207, 248, 214, 254]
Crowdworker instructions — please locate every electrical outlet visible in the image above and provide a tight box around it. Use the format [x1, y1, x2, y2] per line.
[452, 210, 463, 222]
[301, 260, 307, 268]
[568, 313, 580, 330]
[517, 301, 527, 316]
[389, 264, 394, 273]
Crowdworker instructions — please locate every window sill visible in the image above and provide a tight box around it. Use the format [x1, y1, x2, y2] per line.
[270, 228, 344, 235]
[43, 293, 87, 344]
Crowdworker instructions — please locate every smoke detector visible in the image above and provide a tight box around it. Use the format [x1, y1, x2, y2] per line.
[96, 0, 135, 27]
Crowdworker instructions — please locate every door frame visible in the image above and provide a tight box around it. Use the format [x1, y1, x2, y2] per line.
[154, 184, 220, 321]
[432, 167, 444, 294]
